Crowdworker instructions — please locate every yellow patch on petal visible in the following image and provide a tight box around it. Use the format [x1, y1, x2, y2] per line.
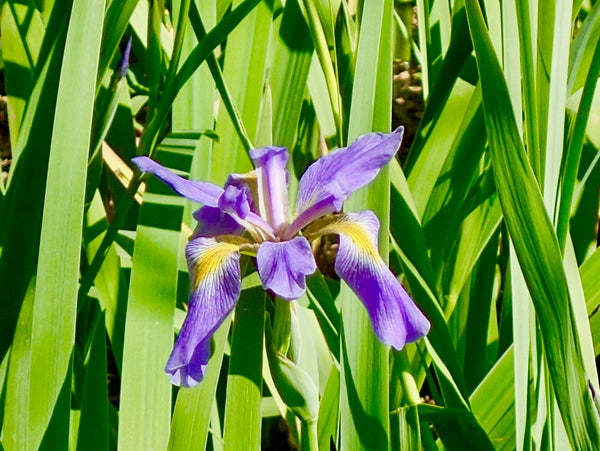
[192, 239, 245, 288]
[312, 216, 380, 260]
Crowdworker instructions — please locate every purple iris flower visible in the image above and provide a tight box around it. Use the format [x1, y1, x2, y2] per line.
[132, 127, 430, 387]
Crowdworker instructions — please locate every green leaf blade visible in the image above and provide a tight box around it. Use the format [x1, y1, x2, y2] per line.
[465, 1, 600, 448]
[118, 183, 183, 450]
[25, 0, 106, 447]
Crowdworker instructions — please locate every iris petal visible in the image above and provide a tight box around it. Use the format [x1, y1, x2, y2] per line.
[249, 146, 290, 233]
[223, 172, 259, 212]
[291, 128, 403, 234]
[256, 236, 317, 301]
[218, 184, 252, 219]
[192, 206, 244, 237]
[166, 237, 243, 386]
[217, 182, 275, 240]
[132, 156, 223, 207]
[318, 211, 430, 349]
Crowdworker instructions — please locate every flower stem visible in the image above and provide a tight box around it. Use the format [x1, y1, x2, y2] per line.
[300, 420, 319, 451]
[272, 297, 292, 354]
[78, 174, 141, 301]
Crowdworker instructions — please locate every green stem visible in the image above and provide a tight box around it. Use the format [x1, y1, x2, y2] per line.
[397, 351, 421, 406]
[556, 36, 600, 253]
[415, 0, 430, 99]
[188, 2, 253, 151]
[89, 81, 125, 169]
[300, 420, 319, 451]
[394, 2, 412, 62]
[167, 0, 192, 85]
[146, 0, 163, 122]
[515, 0, 541, 182]
[223, 289, 265, 451]
[78, 174, 142, 302]
[272, 297, 292, 354]
[299, 0, 343, 145]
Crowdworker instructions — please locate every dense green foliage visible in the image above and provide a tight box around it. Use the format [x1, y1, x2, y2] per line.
[1, 0, 599, 449]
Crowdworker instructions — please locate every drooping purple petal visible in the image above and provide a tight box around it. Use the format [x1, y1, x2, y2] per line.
[325, 211, 430, 349]
[192, 206, 244, 237]
[256, 236, 317, 301]
[292, 128, 404, 231]
[249, 146, 290, 233]
[132, 156, 223, 207]
[165, 237, 242, 386]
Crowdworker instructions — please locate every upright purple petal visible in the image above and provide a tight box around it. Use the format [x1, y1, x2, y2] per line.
[218, 184, 252, 219]
[217, 181, 275, 240]
[256, 237, 317, 301]
[249, 146, 290, 233]
[224, 172, 258, 212]
[132, 156, 223, 207]
[166, 237, 242, 386]
[192, 206, 244, 237]
[283, 183, 345, 240]
[291, 128, 403, 234]
[322, 211, 429, 349]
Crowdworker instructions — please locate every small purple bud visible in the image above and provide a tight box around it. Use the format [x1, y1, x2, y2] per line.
[588, 380, 600, 423]
[117, 36, 132, 79]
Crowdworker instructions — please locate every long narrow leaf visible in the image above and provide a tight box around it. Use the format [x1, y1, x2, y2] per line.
[340, 1, 393, 449]
[26, 1, 105, 447]
[222, 288, 265, 450]
[465, 1, 600, 447]
[118, 172, 184, 450]
[168, 320, 231, 450]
